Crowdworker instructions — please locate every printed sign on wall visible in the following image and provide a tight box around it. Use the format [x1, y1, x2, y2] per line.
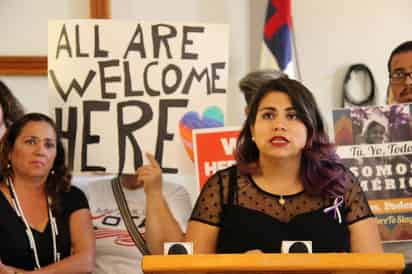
[193, 127, 239, 188]
[333, 103, 412, 242]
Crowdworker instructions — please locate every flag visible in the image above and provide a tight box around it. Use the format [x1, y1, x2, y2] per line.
[260, 0, 297, 78]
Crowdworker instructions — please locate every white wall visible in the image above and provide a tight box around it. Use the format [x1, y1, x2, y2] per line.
[0, 0, 89, 55]
[0, 0, 89, 114]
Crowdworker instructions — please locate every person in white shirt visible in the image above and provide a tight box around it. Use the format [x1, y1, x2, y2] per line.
[79, 153, 192, 274]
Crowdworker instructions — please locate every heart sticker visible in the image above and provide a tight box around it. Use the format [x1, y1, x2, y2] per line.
[179, 106, 224, 162]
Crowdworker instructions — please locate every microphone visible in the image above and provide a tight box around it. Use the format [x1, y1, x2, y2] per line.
[281, 241, 312, 253]
[164, 242, 193, 255]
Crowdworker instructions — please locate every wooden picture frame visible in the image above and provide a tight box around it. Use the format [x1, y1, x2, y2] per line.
[0, 0, 111, 76]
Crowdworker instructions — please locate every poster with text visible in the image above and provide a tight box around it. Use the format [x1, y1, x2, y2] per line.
[193, 127, 239, 188]
[48, 20, 228, 180]
[333, 103, 412, 242]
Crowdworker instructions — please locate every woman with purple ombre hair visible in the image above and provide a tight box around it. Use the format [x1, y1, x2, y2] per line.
[184, 78, 382, 253]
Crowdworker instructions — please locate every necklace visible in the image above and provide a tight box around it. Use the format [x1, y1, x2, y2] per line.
[6, 177, 60, 269]
[278, 195, 286, 205]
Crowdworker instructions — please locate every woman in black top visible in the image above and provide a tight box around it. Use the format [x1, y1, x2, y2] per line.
[186, 78, 382, 253]
[0, 113, 95, 273]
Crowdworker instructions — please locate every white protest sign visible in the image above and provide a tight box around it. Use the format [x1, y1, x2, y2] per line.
[48, 20, 228, 175]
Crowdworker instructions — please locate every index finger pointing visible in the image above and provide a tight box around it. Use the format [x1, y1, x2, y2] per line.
[145, 152, 160, 168]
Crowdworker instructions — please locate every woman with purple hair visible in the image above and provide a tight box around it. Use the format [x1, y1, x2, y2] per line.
[184, 78, 382, 253]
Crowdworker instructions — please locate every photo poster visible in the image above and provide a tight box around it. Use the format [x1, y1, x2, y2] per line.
[47, 20, 229, 198]
[193, 127, 240, 189]
[333, 103, 412, 242]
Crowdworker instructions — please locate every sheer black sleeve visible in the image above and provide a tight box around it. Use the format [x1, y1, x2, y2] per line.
[190, 169, 230, 226]
[344, 177, 374, 225]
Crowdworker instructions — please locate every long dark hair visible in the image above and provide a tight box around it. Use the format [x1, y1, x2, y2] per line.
[0, 113, 71, 212]
[234, 78, 349, 197]
[0, 81, 25, 128]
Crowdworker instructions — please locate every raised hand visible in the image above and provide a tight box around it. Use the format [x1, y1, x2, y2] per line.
[137, 153, 163, 195]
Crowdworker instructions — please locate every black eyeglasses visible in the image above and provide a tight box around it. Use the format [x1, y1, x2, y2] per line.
[390, 70, 412, 84]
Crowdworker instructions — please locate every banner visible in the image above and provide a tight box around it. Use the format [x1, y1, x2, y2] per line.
[333, 103, 412, 242]
[48, 20, 228, 176]
[193, 127, 239, 188]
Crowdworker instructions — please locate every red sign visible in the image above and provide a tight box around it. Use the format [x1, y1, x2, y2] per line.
[193, 127, 240, 188]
